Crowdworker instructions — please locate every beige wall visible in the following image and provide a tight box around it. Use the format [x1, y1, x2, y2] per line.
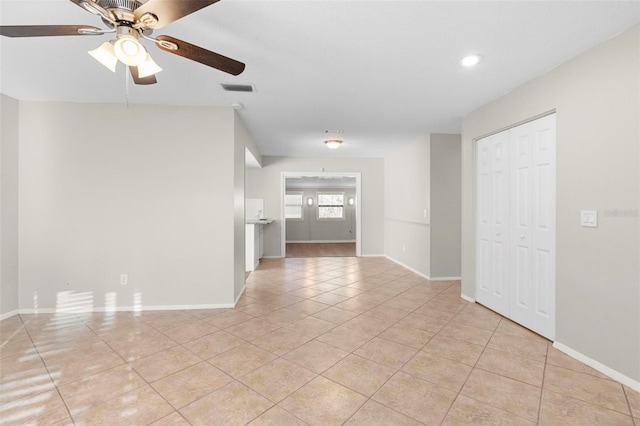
[430, 134, 462, 278]
[1, 94, 19, 317]
[383, 134, 462, 278]
[246, 156, 384, 257]
[285, 187, 357, 242]
[18, 101, 242, 311]
[462, 25, 639, 381]
[384, 136, 431, 276]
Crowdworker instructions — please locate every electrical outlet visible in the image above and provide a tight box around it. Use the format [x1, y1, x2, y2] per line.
[402, 244, 406, 252]
[120, 274, 128, 286]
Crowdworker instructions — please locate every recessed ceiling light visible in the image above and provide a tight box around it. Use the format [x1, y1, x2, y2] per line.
[461, 54, 483, 67]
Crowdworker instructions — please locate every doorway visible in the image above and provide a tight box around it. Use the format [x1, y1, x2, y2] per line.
[281, 172, 362, 258]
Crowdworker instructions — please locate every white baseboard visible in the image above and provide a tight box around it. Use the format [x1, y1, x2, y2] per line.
[360, 254, 386, 258]
[17, 308, 57, 314]
[234, 285, 246, 307]
[286, 240, 356, 244]
[553, 341, 640, 393]
[384, 256, 430, 280]
[17, 303, 235, 315]
[261, 256, 284, 259]
[0, 309, 19, 321]
[461, 293, 476, 303]
[430, 276, 461, 281]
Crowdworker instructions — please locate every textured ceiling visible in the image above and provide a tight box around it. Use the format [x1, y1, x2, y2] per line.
[1, 1, 638, 158]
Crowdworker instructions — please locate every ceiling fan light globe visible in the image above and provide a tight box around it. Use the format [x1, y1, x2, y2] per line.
[88, 42, 118, 72]
[114, 35, 147, 66]
[138, 54, 163, 78]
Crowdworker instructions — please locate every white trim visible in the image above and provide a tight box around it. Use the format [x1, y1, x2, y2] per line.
[384, 256, 430, 280]
[286, 240, 356, 244]
[18, 308, 57, 314]
[430, 276, 461, 281]
[17, 303, 235, 315]
[360, 254, 386, 258]
[0, 310, 19, 321]
[262, 255, 284, 259]
[461, 293, 476, 303]
[553, 341, 640, 393]
[234, 285, 246, 307]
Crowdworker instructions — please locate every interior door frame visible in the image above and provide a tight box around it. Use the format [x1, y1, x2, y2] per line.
[281, 171, 362, 257]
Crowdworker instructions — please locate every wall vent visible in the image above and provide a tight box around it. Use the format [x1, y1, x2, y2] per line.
[221, 83, 254, 92]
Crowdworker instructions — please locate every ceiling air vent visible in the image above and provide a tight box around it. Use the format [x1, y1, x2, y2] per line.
[221, 83, 254, 92]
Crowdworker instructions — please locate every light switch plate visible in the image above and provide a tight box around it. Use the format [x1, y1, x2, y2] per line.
[580, 210, 598, 227]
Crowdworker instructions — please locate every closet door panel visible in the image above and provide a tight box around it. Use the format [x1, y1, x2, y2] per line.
[510, 128, 535, 326]
[530, 115, 556, 339]
[476, 131, 510, 316]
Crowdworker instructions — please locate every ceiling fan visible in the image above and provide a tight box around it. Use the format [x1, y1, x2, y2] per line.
[0, 0, 245, 85]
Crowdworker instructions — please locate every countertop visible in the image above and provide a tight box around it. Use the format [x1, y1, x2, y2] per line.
[246, 218, 274, 225]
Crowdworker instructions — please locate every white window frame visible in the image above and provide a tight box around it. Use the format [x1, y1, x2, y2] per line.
[317, 192, 345, 221]
[284, 192, 304, 220]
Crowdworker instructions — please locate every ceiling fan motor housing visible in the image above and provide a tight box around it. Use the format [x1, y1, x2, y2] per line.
[95, 0, 141, 24]
[97, 0, 142, 12]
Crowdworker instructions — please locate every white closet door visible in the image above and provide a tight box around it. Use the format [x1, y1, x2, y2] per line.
[509, 114, 556, 340]
[476, 114, 556, 340]
[476, 130, 510, 317]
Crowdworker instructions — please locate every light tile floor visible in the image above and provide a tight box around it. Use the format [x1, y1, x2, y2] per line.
[1, 256, 638, 425]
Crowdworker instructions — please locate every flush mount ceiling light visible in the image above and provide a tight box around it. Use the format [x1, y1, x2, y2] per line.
[325, 139, 343, 149]
[461, 54, 483, 67]
[324, 130, 343, 150]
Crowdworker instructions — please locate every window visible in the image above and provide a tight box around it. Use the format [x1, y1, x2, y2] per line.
[285, 192, 303, 219]
[317, 192, 345, 220]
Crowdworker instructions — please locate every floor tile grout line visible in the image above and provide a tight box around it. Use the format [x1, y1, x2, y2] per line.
[537, 342, 551, 425]
[75, 311, 204, 423]
[19, 312, 82, 424]
[241, 259, 438, 425]
[439, 314, 503, 424]
[314, 279, 463, 425]
[543, 363, 635, 417]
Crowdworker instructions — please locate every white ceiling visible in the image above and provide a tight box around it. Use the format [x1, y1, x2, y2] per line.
[1, 1, 638, 158]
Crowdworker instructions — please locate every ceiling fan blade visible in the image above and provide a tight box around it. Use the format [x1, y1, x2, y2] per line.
[129, 66, 157, 85]
[155, 35, 245, 76]
[134, 0, 219, 29]
[0, 25, 103, 37]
